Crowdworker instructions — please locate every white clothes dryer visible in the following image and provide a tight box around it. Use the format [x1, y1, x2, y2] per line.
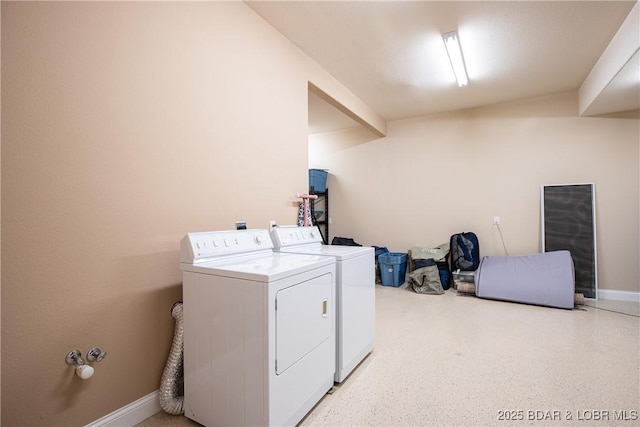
[270, 226, 375, 383]
[180, 229, 336, 427]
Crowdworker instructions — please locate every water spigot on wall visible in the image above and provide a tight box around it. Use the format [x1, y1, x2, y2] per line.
[65, 348, 94, 379]
[87, 347, 107, 362]
[66, 347, 107, 380]
[65, 349, 84, 366]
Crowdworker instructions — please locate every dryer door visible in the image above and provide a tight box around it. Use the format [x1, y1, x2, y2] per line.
[275, 273, 333, 375]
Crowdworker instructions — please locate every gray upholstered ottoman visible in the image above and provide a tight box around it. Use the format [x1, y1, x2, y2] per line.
[475, 250, 575, 309]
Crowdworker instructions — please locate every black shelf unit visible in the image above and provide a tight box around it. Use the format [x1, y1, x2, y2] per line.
[310, 189, 329, 244]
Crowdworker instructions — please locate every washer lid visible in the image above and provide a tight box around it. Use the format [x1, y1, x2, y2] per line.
[276, 244, 373, 261]
[180, 251, 335, 282]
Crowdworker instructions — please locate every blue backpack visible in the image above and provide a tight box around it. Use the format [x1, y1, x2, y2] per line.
[450, 232, 480, 271]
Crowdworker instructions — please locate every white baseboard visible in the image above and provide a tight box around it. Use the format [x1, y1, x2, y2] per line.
[598, 289, 640, 302]
[85, 390, 161, 427]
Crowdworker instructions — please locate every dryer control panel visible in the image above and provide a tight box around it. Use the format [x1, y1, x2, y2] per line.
[270, 226, 323, 248]
[181, 229, 273, 263]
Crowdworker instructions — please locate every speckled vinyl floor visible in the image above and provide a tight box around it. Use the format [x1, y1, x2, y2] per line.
[136, 284, 640, 427]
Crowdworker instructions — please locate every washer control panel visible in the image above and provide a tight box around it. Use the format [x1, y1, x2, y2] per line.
[181, 229, 273, 263]
[270, 226, 323, 248]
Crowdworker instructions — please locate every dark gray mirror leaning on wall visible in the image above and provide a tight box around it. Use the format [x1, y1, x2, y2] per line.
[541, 183, 597, 299]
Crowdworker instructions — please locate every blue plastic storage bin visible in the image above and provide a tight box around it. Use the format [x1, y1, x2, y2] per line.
[309, 169, 328, 193]
[378, 252, 408, 287]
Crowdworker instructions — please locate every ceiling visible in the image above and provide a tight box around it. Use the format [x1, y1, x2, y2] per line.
[246, 1, 639, 134]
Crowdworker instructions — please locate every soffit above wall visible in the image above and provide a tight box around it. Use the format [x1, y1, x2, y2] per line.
[248, 0, 638, 129]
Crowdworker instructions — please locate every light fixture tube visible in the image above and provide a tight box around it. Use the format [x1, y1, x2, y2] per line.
[443, 31, 469, 87]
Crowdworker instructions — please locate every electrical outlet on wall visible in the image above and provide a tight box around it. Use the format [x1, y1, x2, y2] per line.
[493, 216, 500, 225]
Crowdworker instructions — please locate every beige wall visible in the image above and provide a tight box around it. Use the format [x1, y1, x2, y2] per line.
[310, 92, 640, 293]
[0, 2, 377, 426]
[3, 2, 639, 425]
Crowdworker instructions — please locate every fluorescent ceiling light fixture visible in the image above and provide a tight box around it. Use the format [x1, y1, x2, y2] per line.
[443, 31, 468, 87]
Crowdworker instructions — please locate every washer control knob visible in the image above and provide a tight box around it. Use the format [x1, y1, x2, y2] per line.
[255, 235, 265, 245]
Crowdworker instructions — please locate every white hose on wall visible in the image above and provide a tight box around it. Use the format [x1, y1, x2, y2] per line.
[159, 302, 184, 415]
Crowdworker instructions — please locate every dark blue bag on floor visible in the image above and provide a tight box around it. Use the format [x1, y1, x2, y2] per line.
[373, 246, 389, 284]
[450, 232, 480, 271]
[436, 261, 451, 290]
[373, 246, 389, 262]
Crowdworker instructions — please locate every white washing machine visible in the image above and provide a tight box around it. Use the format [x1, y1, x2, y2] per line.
[180, 229, 336, 427]
[270, 225, 375, 383]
